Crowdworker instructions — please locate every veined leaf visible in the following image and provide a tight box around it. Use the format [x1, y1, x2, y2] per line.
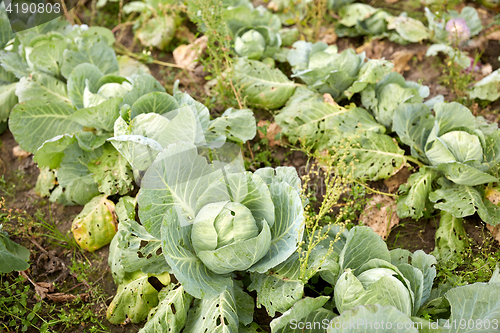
[16, 72, 70, 104]
[88, 143, 134, 196]
[0, 227, 30, 273]
[122, 74, 166, 108]
[393, 103, 434, 162]
[327, 304, 418, 332]
[248, 254, 304, 317]
[443, 282, 500, 333]
[206, 108, 256, 143]
[0, 82, 18, 122]
[248, 181, 304, 273]
[397, 167, 439, 220]
[339, 226, 391, 274]
[67, 63, 104, 109]
[341, 132, 406, 181]
[107, 271, 170, 324]
[34, 134, 77, 169]
[130, 91, 180, 119]
[139, 286, 193, 333]
[270, 296, 330, 333]
[429, 178, 500, 226]
[29, 40, 67, 76]
[432, 211, 467, 270]
[138, 142, 223, 237]
[183, 288, 239, 333]
[69, 97, 121, 131]
[234, 58, 296, 110]
[71, 195, 117, 252]
[0, 51, 29, 78]
[437, 162, 498, 186]
[9, 100, 82, 153]
[61, 37, 119, 79]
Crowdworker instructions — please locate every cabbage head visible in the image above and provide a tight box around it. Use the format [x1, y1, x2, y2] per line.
[234, 29, 267, 59]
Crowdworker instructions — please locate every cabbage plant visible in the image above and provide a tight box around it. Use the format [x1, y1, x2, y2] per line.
[287, 41, 393, 101]
[106, 140, 305, 329]
[224, 3, 282, 60]
[394, 102, 500, 224]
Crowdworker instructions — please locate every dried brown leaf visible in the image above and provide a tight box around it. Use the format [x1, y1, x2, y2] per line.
[173, 36, 208, 70]
[13, 145, 31, 159]
[360, 194, 399, 240]
[257, 120, 283, 147]
[391, 50, 415, 73]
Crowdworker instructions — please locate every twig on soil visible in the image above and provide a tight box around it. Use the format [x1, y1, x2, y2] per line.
[229, 78, 243, 109]
[247, 141, 255, 161]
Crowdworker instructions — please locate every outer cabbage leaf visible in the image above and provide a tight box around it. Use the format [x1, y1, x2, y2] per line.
[431, 211, 467, 269]
[442, 281, 500, 333]
[16, 71, 71, 104]
[87, 143, 134, 196]
[0, 83, 18, 122]
[106, 271, 170, 324]
[9, 100, 82, 153]
[206, 108, 256, 143]
[71, 195, 117, 252]
[247, 181, 304, 273]
[248, 253, 304, 317]
[69, 97, 121, 131]
[29, 40, 66, 76]
[34, 134, 77, 169]
[183, 288, 239, 333]
[339, 226, 391, 274]
[397, 167, 439, 220]
[269, 296, 330, 333]
[327, 304, 419, 333]
[340, 132, 406, 181]
[130, 91, 180, 119]
[139, 286, 193, 333]
[0, 227, 30, 273]
[393, 103, 434, 162]
[61, 36, 119, 79]
[469, 69, 500, 102]
[429, 178, 500, 226]
[233, 58, 295, 109]
[122, 74, 166, 108]
[138, 142, 223, 237]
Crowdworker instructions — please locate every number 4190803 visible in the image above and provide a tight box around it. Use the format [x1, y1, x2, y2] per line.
[5, 2, 61, 14]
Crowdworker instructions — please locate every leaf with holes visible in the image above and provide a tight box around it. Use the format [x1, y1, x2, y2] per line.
[106, 270, 171, 324]
[248, 254, 304, 317]
[429, 178, 500, 226]
[183, 287, 239, 333]
[233, 58, 296, 110]
[71, 195, 117, 252]
[139, 286, 193, 333]
[88, 143, 134, 196]
[431, 211, 467, 269]
[397, 167, 439, 220]
[340, 132, 406, 181]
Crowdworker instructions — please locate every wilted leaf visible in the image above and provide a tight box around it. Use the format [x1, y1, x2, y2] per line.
[173, 36, 208, 71]
[360, 194, 399, 240]
[72, 195, 117, 252]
